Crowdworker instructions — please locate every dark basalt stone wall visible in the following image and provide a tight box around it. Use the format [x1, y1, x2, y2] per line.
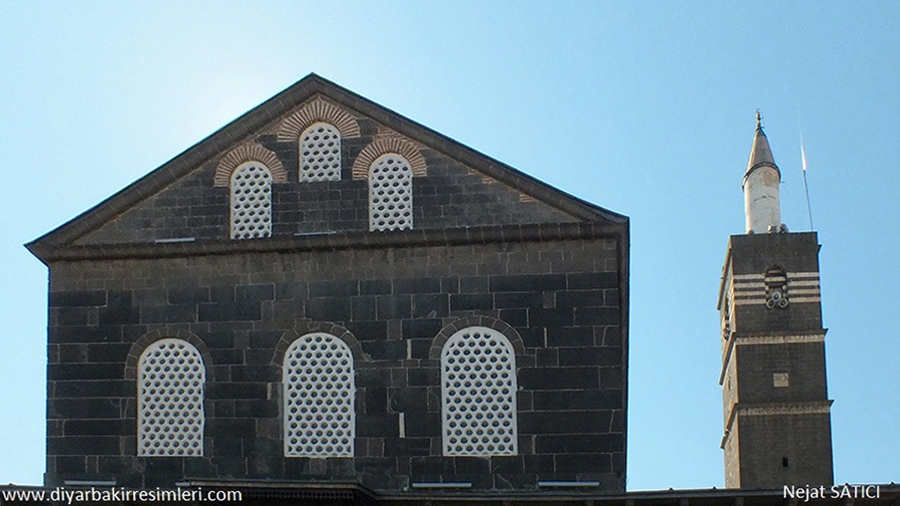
[44, 236, 626, 493]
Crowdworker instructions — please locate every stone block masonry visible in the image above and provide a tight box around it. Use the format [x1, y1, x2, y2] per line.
[73, 114, 579, 247]
[719, 232, 833, 488]
[45, 236, 626, 493]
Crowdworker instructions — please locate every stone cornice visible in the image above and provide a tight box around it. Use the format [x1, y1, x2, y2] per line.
[719, 330, 827, 385]
[28, 221, 625, 264]
[722, 400, 834, 447]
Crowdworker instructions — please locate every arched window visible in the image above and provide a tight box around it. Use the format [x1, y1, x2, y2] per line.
[300, 122, 341, 182]
[230, 161, 273, 239]
[369, 153, 412, 231]
[764, 266, 789, 309]
[283, 333, 355, 457]
[441, 326, 517, 456]
[137, 339, 205, 456]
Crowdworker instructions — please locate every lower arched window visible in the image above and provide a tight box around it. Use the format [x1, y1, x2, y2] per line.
[230, 161, 273, 239]
[283, 333, 355, 457]
[441, 326, 517, 456]
[137, 339, 205, 456]
[369, 153, 412, 231]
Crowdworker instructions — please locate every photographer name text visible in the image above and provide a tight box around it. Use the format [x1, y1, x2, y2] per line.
[784, 484, 880, 501]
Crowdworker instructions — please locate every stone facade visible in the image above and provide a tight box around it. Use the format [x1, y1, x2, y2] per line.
[74, 124, 577, 246]
[29, 75, 630, 494]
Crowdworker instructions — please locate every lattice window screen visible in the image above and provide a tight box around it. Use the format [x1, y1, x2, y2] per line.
[230, 161, 273, 239]
[283, 333, 355, 457]
[300, 122, 341, 182]
[441, 326, 517, 456]
[138, 338, 205, 456]
[369, 154, 413, 231]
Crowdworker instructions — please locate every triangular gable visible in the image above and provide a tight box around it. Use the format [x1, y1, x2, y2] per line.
[27, 74, 627, 262]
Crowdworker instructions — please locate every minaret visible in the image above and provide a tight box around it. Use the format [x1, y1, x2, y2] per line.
[743, 112, 783, 234]
[717, 115, 834, 489]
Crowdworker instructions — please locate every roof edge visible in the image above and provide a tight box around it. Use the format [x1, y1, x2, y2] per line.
[317, 80, 627, 224]
[28, 75, 323, 248]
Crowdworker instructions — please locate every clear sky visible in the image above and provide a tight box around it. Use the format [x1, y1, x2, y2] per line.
[1, 1, 898, 491]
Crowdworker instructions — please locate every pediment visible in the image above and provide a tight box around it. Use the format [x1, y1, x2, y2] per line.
[27, 74, 626, 262]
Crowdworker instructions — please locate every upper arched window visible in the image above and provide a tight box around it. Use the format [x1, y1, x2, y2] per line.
[137, 339, 205, 456]
[283, 333, 355, 457]
[764, 266, 789, 309]
[441, 326, 517, 456]
[369, 153, 413, 232]
[300, 122, 341, 182]
[230, 161, 273, 239]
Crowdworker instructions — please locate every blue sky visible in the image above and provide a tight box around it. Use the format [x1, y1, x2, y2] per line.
[1, 2, 898, 490]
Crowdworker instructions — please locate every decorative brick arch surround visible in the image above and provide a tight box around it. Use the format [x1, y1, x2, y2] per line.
[276, 98, 361, 142]
[352, 137, 427, 180]
[429, 315, 526, 359]
[124, 327, 213, 380]
[213, 143, 287, 187]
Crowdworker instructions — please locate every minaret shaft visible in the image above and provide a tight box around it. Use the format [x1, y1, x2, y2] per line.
[742, 114, 782, 234]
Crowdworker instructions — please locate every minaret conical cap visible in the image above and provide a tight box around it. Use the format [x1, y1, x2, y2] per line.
[745, 112, 780, 179]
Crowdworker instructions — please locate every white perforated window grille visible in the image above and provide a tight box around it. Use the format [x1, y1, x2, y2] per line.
[300, 122, 341, 182]
[137, 339, 205, 457]
[283, 333, 355, 457]
[441, 326, 517, 456]
[369, 153, 413, 231]
[230, 161, 273, 240]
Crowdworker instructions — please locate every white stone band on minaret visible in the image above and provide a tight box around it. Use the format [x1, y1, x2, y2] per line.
[743, 165, 781, 233]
